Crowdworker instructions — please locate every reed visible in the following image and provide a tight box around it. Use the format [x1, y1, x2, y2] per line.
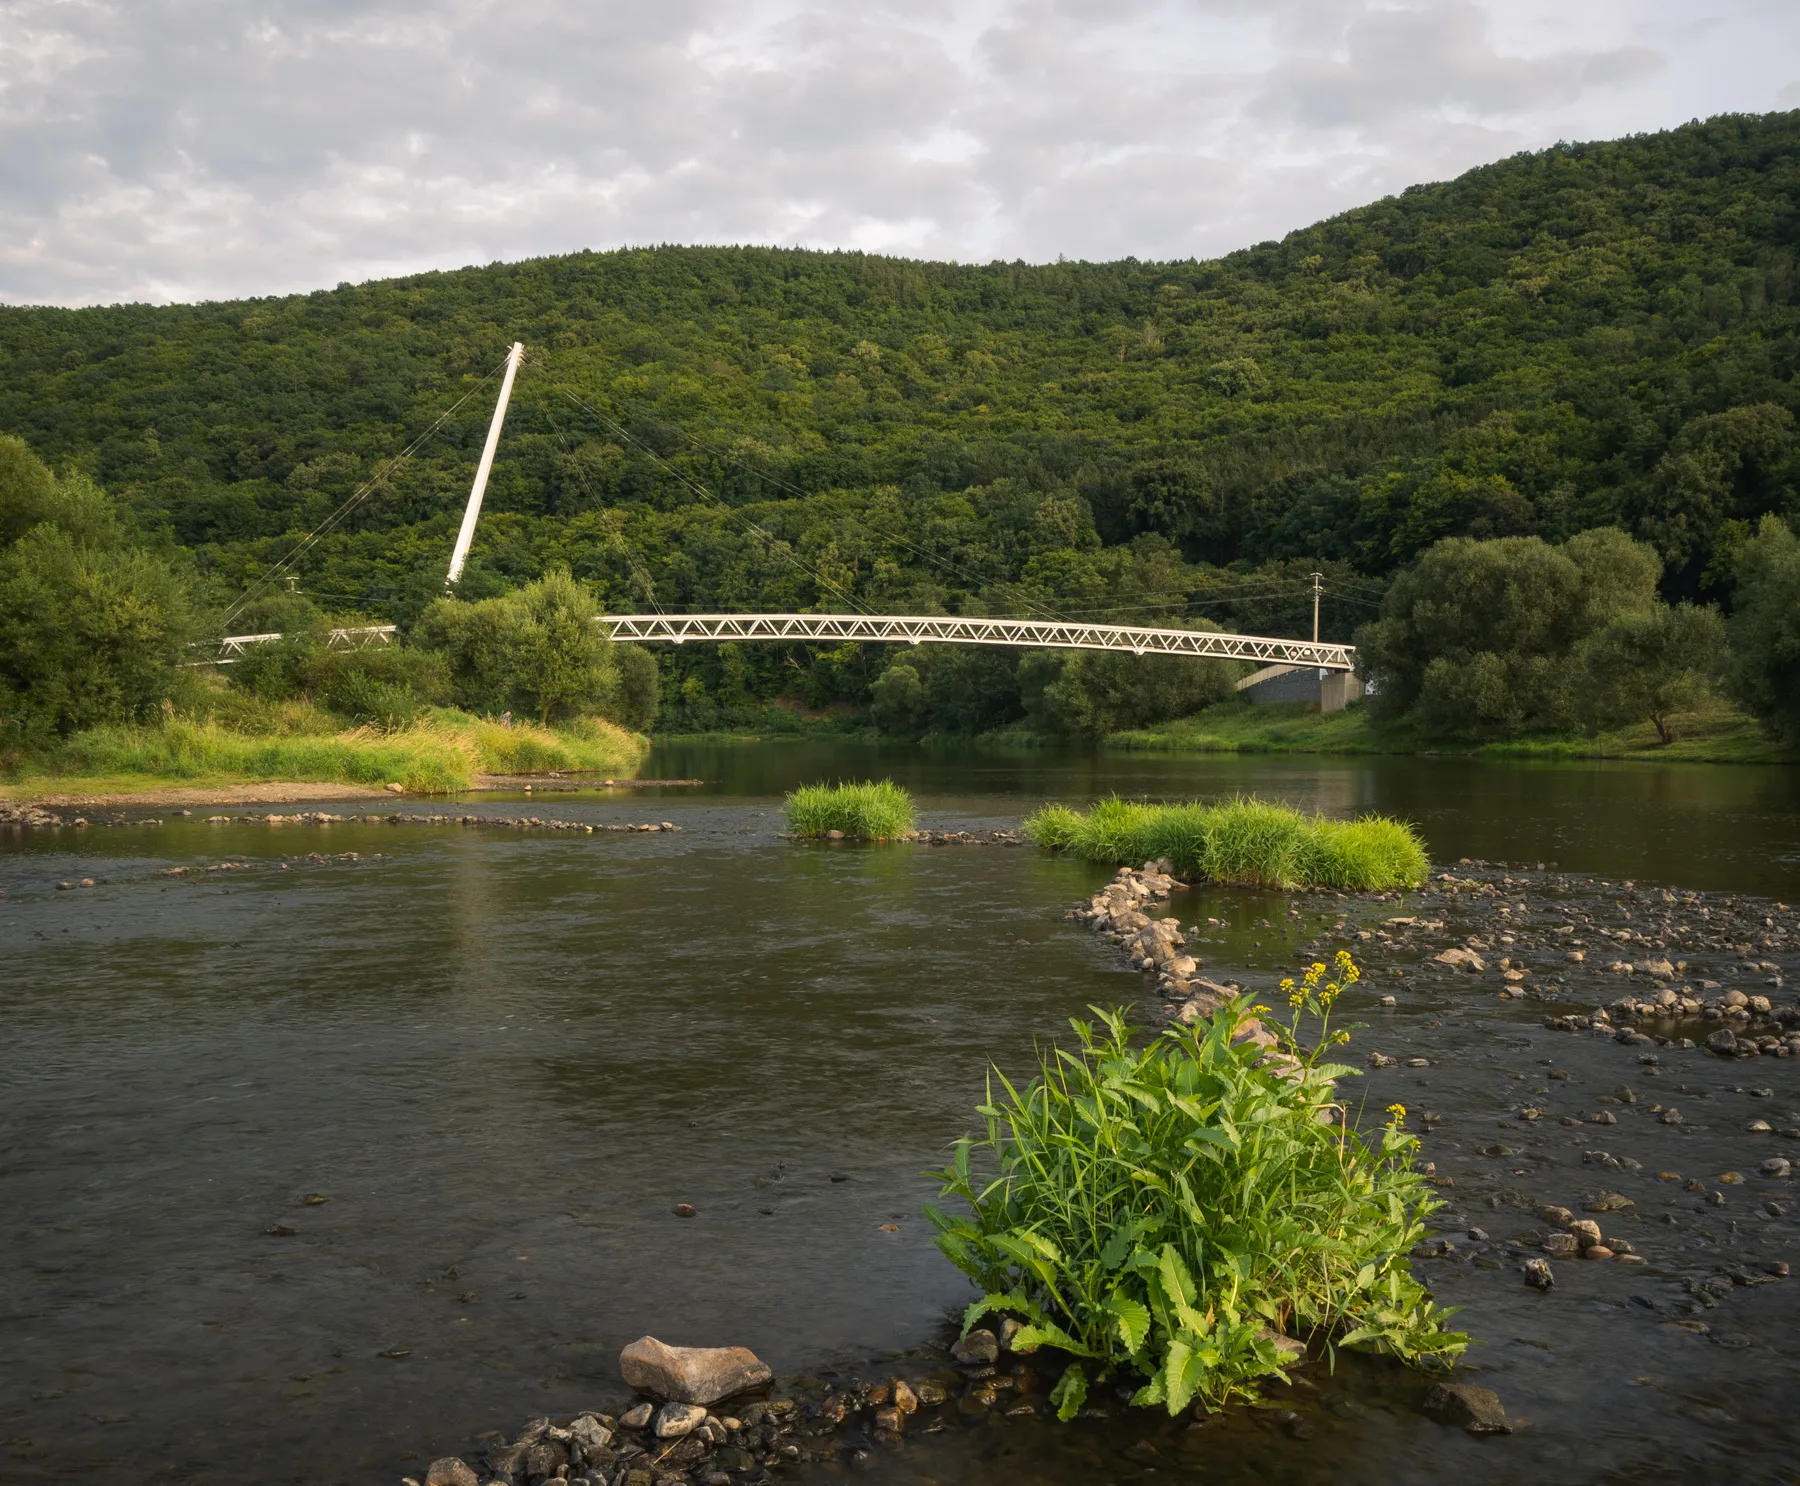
[1022, 794, 1428, 890]
[927, 978, 1464, 1419]
[783, 778, 916, 839]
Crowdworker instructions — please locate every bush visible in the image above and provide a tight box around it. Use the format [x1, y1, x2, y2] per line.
[783, 779, 916, 839]
[233, 636, 450, 728]
[926, 979, 1464, 1419]
[0, 443, 195, 743]
[1023, 795, 1428, 890]
[1578, 601, 1726, 743]
[1357, 528, 1660, 739]
[870, 662, 926, 734]
[1726, 515, 1800, 744]
[1019, 640, 1239, 739]
[414, 567, 622, 725]
[611, 643, 662, 732]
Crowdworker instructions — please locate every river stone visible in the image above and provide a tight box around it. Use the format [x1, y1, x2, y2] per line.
[425, 1459, 480, 1486]
[1762, 1157, 1792, 1178]
[951, 1329, 1000, 1367]
[1423, 1382, 1512, 1435]
[653, 1401, 708, 1439]
[569, 1415, 613, 1452]
[619, 1402, 655, 1430]
[620, 1336, 772, 1405]
[1435, 948, 1487, 973]
[1523, 1258, 1554, 1290]
[1569, 1219, 1603, 1250]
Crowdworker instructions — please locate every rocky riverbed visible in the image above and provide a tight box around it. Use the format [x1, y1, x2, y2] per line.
[1115, 860, 1799, 1335]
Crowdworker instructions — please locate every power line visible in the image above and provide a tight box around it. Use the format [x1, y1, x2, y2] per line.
[220, 361, 505, 631]
[543, 375, 872, 617]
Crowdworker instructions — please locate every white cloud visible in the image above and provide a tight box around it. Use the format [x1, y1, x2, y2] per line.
[0, 0, 1793, 305]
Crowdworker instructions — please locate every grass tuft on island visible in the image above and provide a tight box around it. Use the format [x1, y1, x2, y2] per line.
[3, 708, 648, 798]
[784, 779, 916, 840]
[1023, 794, 1428, 891]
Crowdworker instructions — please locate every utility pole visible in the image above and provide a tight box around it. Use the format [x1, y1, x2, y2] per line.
[1310, 571, 1323, 643]
[446, 341, 525, 589]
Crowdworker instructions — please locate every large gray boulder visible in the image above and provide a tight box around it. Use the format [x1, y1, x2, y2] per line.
[619, 1336, 772, 1405]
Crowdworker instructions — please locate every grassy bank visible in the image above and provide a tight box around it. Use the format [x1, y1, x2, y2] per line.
[1107, 699, 1794, 765]
[784, 779, 916, 839]
[1024, 794, 1429, 890]
[3, 708, 649, 797]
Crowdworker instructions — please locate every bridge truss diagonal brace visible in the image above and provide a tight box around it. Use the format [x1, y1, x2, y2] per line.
[597, 614, 1355, 671]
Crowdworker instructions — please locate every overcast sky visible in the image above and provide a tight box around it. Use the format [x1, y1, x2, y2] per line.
[1, 0, 1796, 307]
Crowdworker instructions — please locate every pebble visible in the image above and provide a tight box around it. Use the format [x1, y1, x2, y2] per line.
[653, 1402, 707, 1439]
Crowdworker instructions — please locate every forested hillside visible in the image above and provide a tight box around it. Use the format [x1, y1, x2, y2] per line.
[2, 111, 1797, 731]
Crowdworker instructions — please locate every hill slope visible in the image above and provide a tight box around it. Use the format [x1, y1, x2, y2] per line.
[1, 112, 1796, 699]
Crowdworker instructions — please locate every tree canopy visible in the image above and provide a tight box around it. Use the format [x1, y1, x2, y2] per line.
[2, 111, 1798, 735]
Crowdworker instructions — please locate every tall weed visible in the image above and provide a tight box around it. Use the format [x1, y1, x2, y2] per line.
[927, 964, 1463, 1418]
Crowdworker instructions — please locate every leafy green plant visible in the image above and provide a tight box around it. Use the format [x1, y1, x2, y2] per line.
[926, 961, 1463, 1419]
[1023, 794, 1427, 890]
[783, 778, 915, 839]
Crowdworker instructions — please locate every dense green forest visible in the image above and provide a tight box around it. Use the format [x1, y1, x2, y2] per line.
[2, 110, 1798, 739]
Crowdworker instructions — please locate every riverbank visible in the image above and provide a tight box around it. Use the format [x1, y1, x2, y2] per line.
[649, 701, 1793, 765]
[0, 711, 650, 802]
[1108, 700, 1793, 765]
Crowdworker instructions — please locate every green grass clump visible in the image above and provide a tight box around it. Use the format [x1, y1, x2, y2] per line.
[1022, 794, 1428, 890]
[783, 778, 916, 839]
[927, 974, 1464, 1419]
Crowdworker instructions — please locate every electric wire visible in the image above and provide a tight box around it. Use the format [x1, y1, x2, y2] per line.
[219, 361, 505, 633]
[543, 376, 872, 617]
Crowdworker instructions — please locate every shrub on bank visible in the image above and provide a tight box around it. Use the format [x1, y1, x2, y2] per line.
[927, 975, 1464, 1419]
[1023, 794, 1428, 890]
[783, 779, 915, 839]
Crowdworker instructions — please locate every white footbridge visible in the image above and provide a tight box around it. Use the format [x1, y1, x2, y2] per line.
[595, 613, 1353, 670]
[215, 613, 1352, 672]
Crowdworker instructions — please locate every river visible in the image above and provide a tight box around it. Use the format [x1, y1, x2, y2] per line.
[2, 743, 1797, 1485]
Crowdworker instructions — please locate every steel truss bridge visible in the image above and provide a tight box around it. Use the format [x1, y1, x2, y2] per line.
[212, 615, 1354, 672]
[594, 613, 1354, 671]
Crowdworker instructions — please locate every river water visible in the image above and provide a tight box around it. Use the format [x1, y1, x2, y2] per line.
[2, 744, 1798, 1485]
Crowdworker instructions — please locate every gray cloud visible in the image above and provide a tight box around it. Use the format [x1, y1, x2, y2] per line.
[0, 0, 1792, 305]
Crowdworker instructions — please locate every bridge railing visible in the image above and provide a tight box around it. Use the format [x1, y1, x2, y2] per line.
[208, 625, 397, 663]
[596, 613, 1355, 670]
